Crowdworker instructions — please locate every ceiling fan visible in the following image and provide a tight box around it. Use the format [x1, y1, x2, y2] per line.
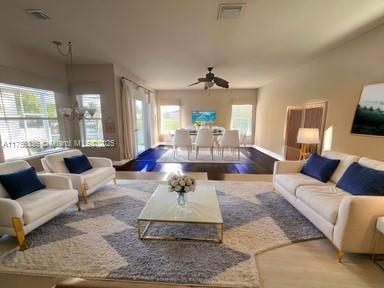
[188, 67, 229, 89]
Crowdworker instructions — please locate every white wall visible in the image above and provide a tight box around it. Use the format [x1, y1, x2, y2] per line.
[255, 23, 384, 160]
[0, 42, 67, 92]
[157, 89, 257, 143]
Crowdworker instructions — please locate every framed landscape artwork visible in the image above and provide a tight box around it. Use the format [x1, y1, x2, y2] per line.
[351, 83, 384, 136]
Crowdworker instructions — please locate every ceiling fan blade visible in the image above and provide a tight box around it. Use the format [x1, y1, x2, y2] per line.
[188, 78, 210, 87]
[188, 81, 200, 87]
[214, 77, 229, 88]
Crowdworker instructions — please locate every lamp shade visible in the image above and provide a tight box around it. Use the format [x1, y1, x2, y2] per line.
[297, 128, 320, 144]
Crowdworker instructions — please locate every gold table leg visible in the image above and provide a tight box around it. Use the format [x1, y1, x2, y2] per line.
[137, 220, 224, 243]
[80, 184, 88, 204]
[336, 250, 344, 263]
[137, 220, 152, 239]
[12, 217, 26, 251]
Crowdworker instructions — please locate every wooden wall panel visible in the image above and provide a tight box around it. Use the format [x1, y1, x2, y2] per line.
[285, 108, 303, 160]
[284, 102, 327, 160]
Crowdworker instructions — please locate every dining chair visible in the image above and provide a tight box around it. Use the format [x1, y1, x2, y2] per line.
[239, 132, 247, 149]
[219, 130, 240, 160]
[195, 128, 214, 160]
[185, 126, 197, 150]
[173, 129, 192, 159]
[210, 126, 224, 155]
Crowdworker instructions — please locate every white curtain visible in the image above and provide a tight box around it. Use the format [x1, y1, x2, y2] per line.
[136, 87, 148, 102]
[121, 79, 137, 159]
[139, 88, 157, 148]
[148, 91, 158, 147]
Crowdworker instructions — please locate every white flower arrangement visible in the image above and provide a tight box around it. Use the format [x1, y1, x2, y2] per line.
[167, 174, 196, 193]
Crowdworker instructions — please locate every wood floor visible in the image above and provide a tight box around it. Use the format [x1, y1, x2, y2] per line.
[117, 146, 277, 180]
[257, 239, 384, 288]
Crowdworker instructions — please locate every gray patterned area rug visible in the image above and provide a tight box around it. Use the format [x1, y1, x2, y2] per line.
[0, 180, 323, 287]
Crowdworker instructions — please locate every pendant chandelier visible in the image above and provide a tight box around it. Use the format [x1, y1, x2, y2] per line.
[53, 41, 95, 121]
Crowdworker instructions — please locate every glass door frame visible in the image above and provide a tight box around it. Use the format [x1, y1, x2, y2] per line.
[134, 99, 150, 157]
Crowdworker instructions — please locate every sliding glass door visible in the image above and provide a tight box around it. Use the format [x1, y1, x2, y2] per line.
[135, 99, 149, 155]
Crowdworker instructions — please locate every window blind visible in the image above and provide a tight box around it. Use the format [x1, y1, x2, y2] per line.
[0, 83, 60, 160]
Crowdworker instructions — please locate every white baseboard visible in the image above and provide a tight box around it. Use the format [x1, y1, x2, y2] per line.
[252, 145, 284, 161]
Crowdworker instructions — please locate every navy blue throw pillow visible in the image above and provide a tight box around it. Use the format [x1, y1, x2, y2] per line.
[337, 162, 384, 196]
[64, 154, 92, 174]
[0, 167, 45, 200]
[301, 154, 340, 183]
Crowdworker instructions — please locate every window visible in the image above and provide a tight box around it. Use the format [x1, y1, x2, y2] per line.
[0, 83, 60, 160]
[77, 94, 104, 147]
[160, 105, 180, 133]
[231, 104, 253, 136]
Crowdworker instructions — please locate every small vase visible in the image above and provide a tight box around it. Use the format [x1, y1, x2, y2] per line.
[177, 192, 187, 207]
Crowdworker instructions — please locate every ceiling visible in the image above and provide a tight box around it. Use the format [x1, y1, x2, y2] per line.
[1, 0, 384, 90]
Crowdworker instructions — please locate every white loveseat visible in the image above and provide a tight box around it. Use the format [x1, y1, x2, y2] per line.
[0, 160, 78, 250]
[273, 151, 384, 261]
[41, 149, 116, 203]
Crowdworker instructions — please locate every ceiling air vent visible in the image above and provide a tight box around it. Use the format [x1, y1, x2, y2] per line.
[217, 3, 245, 20]
[25, 9, 50, 20]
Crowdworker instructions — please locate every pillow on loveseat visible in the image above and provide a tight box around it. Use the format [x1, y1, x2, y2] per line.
[301, 153, 340, 183]
[64, 154, 92, 174]
[0, 167, 45, 200]
[337, 162, 384, 196]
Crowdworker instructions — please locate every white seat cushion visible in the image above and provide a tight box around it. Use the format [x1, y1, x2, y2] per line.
[81, 167, 115, 189]
[274, 173, 332, 196]
[322, 151, 360, 183]
[16, 189, 78, 224]
[296, 185, 349, 224]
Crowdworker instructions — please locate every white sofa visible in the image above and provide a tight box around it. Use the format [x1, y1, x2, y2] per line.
[273, 151, 384, 261]
[41, 149, 116, 203]
[0, 160, 78, 250]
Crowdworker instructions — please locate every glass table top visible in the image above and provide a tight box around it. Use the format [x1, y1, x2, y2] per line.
[138, 185, 223, 224]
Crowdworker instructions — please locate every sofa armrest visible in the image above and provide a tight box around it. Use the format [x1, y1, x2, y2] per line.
[41, 158, 53, 173]
[334, 195, 384, 253]
[88, 157, 113, 168]
[273, 160, 305, 175]
[0, 199, 23, 227]
[38, 174, 73, 190]
[53, 173, 84, 190]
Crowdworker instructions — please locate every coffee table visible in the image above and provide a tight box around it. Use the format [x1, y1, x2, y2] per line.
[137, 185, 224, 243]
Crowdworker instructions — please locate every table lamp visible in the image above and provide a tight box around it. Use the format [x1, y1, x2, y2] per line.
[297, 128, 320, 160]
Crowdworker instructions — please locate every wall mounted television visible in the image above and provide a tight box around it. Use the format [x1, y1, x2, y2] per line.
[192, 111, 217, 123]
